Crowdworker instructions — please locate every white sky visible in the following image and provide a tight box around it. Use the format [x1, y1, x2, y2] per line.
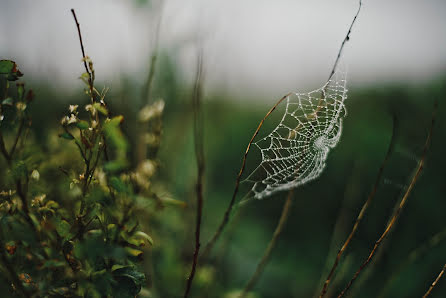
[1, 0, 446, 99]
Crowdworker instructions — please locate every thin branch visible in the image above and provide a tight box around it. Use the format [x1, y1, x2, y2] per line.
[0, 129, 11, 165]
[337, 101, 438, 298]
[378, 227, 446, 297]
[319, 115, 397, 297]
[239, 189, 294, 298]
[9, 118, 25, 159]
[422, 263, 446, 298]
[200, 92, 291, 259]
[183, 50, 205, 298]
[327, 0, 362, 82]
[70, 9, 95, 102]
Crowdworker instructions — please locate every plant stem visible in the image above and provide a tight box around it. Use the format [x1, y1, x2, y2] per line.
[327, 0, 362, 82]
[337, 101, 437, 298]
[200, 92, 291, 259]
[319, 115, 397, 297]
[422, 263, 446, 298]
[71, 9, 95, 103]
[184, 50, 205, 298]
[239, 189, 294, 298]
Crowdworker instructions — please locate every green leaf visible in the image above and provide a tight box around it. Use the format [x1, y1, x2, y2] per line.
[134, 231, 153, 246]
[76, 120, 89, 130]
[0, 60, 15, 74]
[103, 160, 128, 173]
[112, 266, 145, 297]
[56, 219, 71, 238]
[59, 132, 74, 140]
[0, 60, 23, 81]
[2, 97, 13, 105]
[124, 247, 143, 258]
[93, 103, 108, 116]
[109, 176, 129, 194]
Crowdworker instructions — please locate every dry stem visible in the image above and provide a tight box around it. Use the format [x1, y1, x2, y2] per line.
[337, 101, 437, 298]
[183, 50, 205, 298]
[319, 115, 397, 297]
[422, 263, 446, 298]
[239, 189, 294, 297]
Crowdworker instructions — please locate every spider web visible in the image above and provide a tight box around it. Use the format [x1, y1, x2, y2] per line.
[244, 73, 347, 199]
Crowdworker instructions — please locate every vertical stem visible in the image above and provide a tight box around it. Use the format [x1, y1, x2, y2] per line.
[183, 50, 205, 298]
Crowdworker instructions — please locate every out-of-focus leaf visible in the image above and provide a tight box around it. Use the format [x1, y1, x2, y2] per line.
[134, 231, 153, 246]
[112, 266, 145, 297]
[124, 247, 143, 258]
[76, 120, 89, 130]
[55, 218, 71, 238]
[59, 132, 74, 140]
[104, 116, 128, 153]
[93, 103, 108, 116]
[2, 97, 13, 105]
[0, 60, 23, 81]
[103, 160, 128, 173]
[109, 176, 130, 194]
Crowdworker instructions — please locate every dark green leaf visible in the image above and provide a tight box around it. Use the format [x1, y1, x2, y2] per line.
[59, 132, 74, 140]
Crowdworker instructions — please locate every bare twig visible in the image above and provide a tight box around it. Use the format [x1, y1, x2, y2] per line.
[70, 9, 95, 102]
[183, 50, 205, 298]
[239, 189, 294, 298]
[201, 92, 291, 259]
[319, 115, 397, 297]
[337, 101, 438, 298]
[327, 0, 362, 82]
[422, 263, 446, 298]
[378, 227, 446, 297]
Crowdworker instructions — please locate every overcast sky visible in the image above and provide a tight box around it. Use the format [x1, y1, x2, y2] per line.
[1, 0, 446, 99]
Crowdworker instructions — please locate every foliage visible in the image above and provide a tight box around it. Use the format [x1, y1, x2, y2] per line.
[0, 60, 161, 297]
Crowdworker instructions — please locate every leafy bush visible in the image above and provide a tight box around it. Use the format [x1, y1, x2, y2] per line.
[0, 59, 160, 297]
